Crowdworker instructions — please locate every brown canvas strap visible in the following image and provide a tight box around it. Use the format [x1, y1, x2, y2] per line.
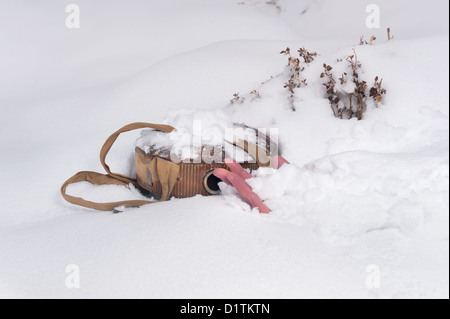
[99, 122, 175, 184]
[61, 122, 177, 211]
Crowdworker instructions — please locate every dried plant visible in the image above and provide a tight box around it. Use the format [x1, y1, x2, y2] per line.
[387, 28, 394, 41]
[298, 47, 318, 64]
[266, 0, 281, 12]
[230, 93, 245, 104]
[321, 64, 341, 118]
[346, 50, 367, 120]
[230, 44, 387, 121]
[280, 47, 306, 88]
[230, 90, 261, 105]
[369, 76, 386, 105]
[250, 90, 261, 98]
[280, 47, 317, 111]
[360, 35, 377, 45]
[322, 49, 386, 120]
[237, 0, 281, 13]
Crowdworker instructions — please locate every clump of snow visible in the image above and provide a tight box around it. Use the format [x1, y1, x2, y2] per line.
[136, 109, 262, 163]
[246, 149, 449, 244]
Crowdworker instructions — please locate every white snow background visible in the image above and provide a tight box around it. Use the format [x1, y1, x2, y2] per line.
[0, 0, 448, 298]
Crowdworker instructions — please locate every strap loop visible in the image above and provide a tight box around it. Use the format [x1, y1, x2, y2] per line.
[99, 122, 175, 184]
[61, 123, 176, 211]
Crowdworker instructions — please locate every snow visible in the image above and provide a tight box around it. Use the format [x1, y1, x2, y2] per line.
[135, 111, 259, 163]
[0, 0, 448, 298]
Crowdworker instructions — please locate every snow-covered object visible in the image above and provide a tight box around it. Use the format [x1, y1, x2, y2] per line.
[135, 113, 276, 163]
